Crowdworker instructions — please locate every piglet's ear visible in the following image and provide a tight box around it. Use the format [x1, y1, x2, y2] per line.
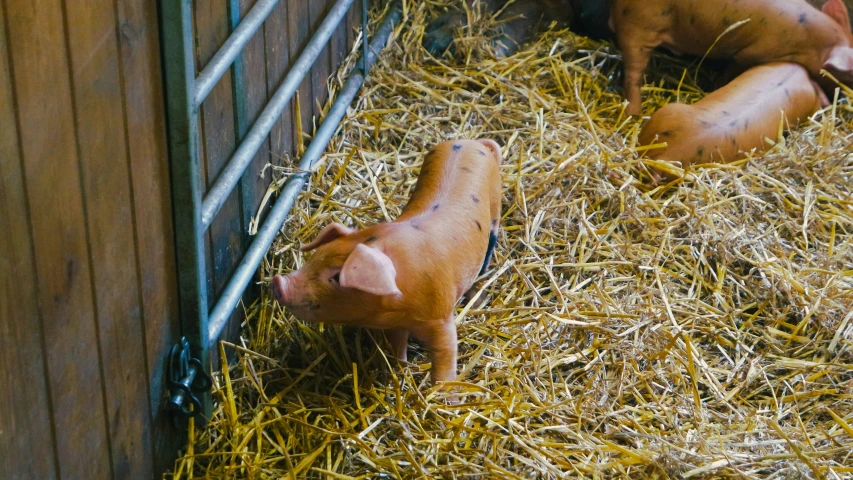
[300, 223, 355, 252]
[824, 46, 853, 82]
[477, 138, 503, 164]
[340, 244, 401, 296]
[823, 0, 851, 33]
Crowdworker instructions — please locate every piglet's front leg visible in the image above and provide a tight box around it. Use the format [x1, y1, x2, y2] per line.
[615, 24, 660, 117]
[420, 319, 459, 386]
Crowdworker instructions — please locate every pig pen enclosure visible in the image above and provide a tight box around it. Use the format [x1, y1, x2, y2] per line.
[168, 1, 853, 478]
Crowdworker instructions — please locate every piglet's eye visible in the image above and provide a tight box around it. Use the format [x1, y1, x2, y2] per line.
[330, 273, 340, 284]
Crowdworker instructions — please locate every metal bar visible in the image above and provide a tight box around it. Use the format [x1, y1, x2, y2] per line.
[194, 0, 279, 107]
[200, 0, 356, 230]
[159, 0, 211, 419]
[207, 3, 402, 345]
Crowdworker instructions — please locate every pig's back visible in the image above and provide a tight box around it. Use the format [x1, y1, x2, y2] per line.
[392, 140, 500, 300]
[398, 140, 499, 220]
[658, 0, 840, 66]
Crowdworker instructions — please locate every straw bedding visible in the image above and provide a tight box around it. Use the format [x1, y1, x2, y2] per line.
[168, 1, 853, 478]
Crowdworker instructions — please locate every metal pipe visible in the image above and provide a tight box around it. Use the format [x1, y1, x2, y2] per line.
[207, 3, 402, 345]
[200, 0, 356, 230]
[159, 0, 212, 419]
[194, 0, 279, 107]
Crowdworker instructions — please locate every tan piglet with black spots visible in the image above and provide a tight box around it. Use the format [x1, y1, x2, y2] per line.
[271, 139, 502, 389]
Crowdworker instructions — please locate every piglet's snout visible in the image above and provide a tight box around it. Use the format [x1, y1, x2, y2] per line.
[272, 275, 295, 306]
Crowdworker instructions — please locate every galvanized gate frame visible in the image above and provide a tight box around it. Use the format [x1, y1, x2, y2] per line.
[160, 0, 402, 422]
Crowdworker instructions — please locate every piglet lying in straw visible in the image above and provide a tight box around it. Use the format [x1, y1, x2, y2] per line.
[272, 139, 502, 390]
[611, 0, 853, 116]
[638, 62, 824, 184]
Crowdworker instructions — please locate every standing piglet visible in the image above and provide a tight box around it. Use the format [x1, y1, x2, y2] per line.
[272, 139, 502, 387]
[638, 62, 823, 183]
[611, 0, 853, 116]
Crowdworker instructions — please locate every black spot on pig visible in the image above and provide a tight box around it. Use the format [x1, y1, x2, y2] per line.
[660, 130, 673, 138]
[477, 149, 487, 156]
[452, 144, 462, 151]
[784, 88, 791, 98]
[799, 13, 807, 24]
[697, 146, 705, 157]
[410, 222, 422, 231]
[729, 120, 737, 127]
[722, 110, 730, 116]
[432, 203, 440, 211]
[471, 194, 480, 203]
[475, 221, 483, 232]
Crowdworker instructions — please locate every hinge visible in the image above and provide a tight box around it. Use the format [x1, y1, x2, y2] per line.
[166, 337, 212, 424]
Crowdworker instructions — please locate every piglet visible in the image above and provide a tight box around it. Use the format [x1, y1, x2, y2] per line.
[611, 0, 853, 116]
[272, 139, 503, 388]
[638, 62, 823, 183]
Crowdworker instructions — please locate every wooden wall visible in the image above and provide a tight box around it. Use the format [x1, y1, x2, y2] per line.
[0, 0, 362, 477]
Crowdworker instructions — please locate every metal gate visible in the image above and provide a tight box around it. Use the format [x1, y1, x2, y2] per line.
[159, 0, 402, 420]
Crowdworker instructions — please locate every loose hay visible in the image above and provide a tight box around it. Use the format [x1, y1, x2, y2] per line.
[169, 2, 853, 478]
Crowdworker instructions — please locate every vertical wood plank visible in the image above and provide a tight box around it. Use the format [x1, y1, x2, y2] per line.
[0, 2, 59, 478]
[194, 1, 246, 357]
[114, 0, 181, 473]
[262, 0, 293, 186]
[194, 1, 243, 319]
[3, 0, 113, 476]
[347, 0, 360, 52]
[308, 0, 332, 123]
[290, 0, 315, 153]
[62, 0, 155, 476]
[238, 0, 272, 235]
[329, 0, 348, 81]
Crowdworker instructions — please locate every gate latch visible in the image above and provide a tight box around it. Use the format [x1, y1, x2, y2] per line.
[167, 337, 212, 422]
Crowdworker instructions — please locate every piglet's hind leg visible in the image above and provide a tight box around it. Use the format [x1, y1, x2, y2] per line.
[384, 328, 409, 362]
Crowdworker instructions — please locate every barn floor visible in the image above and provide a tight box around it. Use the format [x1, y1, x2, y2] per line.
[169, 2, 853, 478]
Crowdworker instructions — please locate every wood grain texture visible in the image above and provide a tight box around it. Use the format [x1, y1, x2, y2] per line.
[194, 1, 244, 356]
[62, 0, 154, 476]
[3, 0, 113, 477]
[238, 0, 271, 233]
[194, 0, 242, 311]
[330, 0, 348, 82]
[308, 0, 332, 124]
[114, 0, 181, 473]
[0, 2, 59, 478]
[264, 0, 294, 162]
[290, 0, 315, 153]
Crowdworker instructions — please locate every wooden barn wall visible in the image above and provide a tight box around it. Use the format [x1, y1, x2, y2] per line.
[0, 0, 361, 477]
